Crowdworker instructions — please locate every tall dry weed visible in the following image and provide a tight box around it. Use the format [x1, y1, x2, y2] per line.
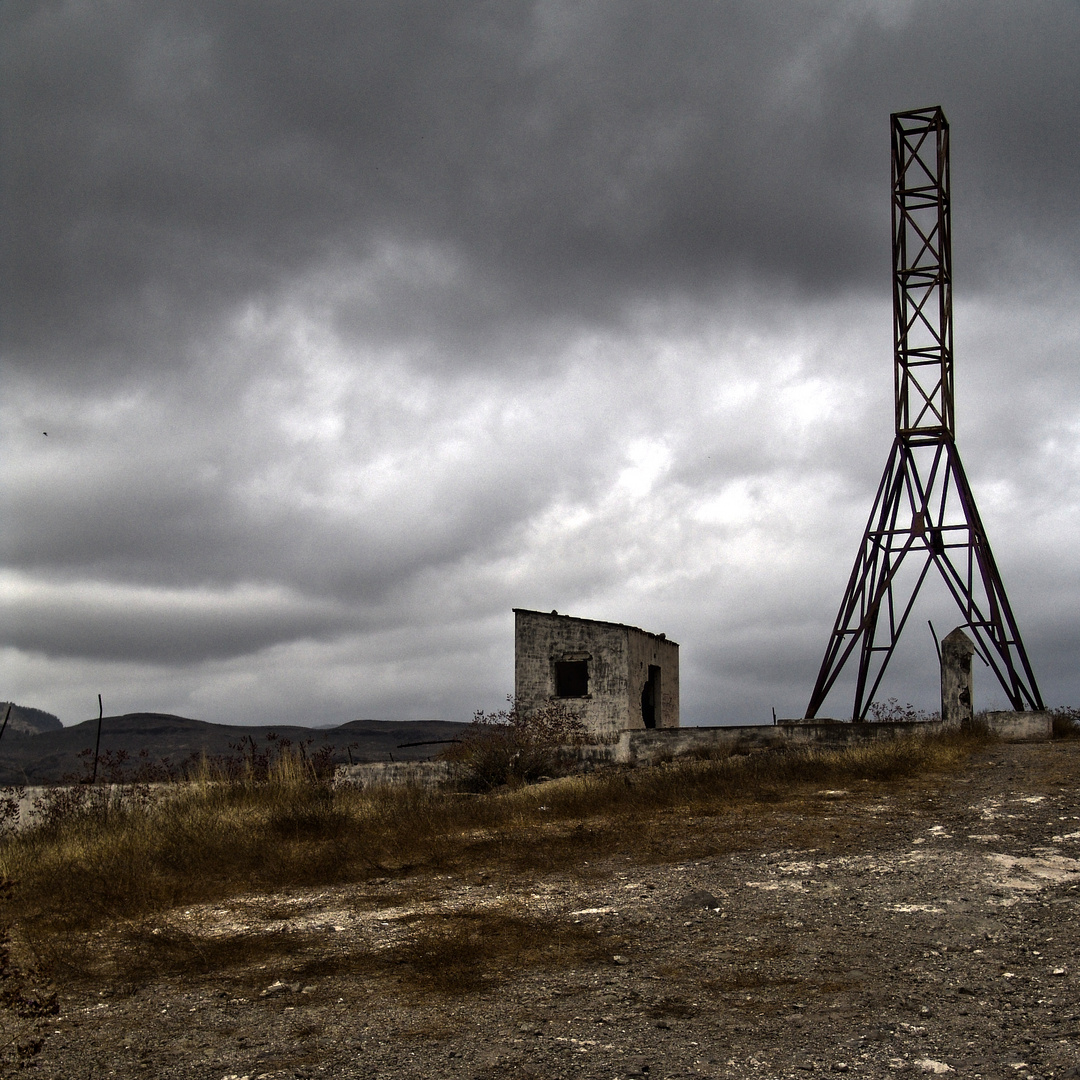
[1050, 707, 1080, 739]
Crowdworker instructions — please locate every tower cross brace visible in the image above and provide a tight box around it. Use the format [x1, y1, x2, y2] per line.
[805, 107, 1043, 721]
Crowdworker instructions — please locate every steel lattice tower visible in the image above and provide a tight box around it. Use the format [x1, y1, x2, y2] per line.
[805, 107, 1043, 720]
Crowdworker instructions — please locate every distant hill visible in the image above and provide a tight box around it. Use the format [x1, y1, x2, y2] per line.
[0, 702, 64, 736]
[0, 712, 467, 785]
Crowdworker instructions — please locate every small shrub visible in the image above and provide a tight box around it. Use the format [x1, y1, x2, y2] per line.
[866, 698, 939, 723]
[29, 785, 100, 832]
[1050, 707, 1080, 740]
[73, 746, 188, 785]
[0, 791, 24, 837]
[444, 696, 587, 791]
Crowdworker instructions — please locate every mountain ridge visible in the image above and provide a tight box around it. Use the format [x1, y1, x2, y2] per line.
[0, 712, 467, 784]
[0, 702, 64, 736]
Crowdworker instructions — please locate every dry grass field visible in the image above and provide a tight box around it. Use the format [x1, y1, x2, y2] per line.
[1, 720, 1078, 1078]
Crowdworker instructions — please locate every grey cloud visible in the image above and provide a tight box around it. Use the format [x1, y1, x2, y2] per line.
[0, 578, 355, 663]
[1, 358, 619, 598]
[7, 0, 1078, 379]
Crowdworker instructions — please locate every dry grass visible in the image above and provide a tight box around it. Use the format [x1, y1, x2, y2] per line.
[1050, 707, 1080, 739]
[0, 730, 988, 990]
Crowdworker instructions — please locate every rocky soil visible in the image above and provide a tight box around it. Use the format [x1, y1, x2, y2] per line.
[9, 740, 1080, 1080]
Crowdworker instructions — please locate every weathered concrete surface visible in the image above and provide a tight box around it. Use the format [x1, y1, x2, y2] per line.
[604, 711, 1054, 767]
[980, 709, 1052, 742]
[615, 720, 935, 766]
[940, 626, 975, 729]
[2, 783, 173, 832]
[335, 760, 464, 789]
[514, 609, 679, 740]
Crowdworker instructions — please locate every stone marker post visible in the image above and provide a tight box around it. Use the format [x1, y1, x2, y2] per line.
[940, 627, 976, 730]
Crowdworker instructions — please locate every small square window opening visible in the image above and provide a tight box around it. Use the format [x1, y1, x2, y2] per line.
[554, 660, 589, 698]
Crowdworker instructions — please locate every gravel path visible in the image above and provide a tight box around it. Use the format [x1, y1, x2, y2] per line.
[12, 740, 1080, 1080]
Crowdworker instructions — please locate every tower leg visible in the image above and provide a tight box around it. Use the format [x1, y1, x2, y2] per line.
[805, 435, 1043, 719]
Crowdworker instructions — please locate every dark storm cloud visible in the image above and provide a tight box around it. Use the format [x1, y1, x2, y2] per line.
[811, 3, 1080, 287]
[7, 0, 1077, 378]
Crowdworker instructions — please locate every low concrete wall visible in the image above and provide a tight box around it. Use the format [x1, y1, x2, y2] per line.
[615, 721, 934, 766]
[980, 711, 1052, 743]
[607, 710, 1052, 767]
[1, 782, 173, 832]
[334, 760, 465, 790]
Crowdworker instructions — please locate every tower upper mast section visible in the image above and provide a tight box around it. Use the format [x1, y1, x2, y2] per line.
[892, 106, 953, 438]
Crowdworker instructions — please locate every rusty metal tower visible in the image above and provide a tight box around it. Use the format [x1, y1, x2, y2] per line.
[805, 107, 1043, 720]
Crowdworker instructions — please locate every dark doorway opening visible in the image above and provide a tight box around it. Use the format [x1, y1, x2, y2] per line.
[554, 660, 589, 698]
[641, 665, 661, 728]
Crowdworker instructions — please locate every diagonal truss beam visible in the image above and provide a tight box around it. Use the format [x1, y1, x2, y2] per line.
[805, 435, 1044, 719]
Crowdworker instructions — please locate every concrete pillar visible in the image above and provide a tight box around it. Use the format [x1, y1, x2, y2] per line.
[940, 627, 975, 729]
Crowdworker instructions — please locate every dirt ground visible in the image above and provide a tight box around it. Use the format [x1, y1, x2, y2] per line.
[9, 739, 1080, 1080]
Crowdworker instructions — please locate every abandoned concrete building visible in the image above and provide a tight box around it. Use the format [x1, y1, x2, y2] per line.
[513, 608, 679, 740]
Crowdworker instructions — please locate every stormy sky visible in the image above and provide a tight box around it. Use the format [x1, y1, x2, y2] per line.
[3, 0, 1078, 727]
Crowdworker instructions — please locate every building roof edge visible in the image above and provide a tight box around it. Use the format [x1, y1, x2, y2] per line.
[512, 608, 678, 646]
